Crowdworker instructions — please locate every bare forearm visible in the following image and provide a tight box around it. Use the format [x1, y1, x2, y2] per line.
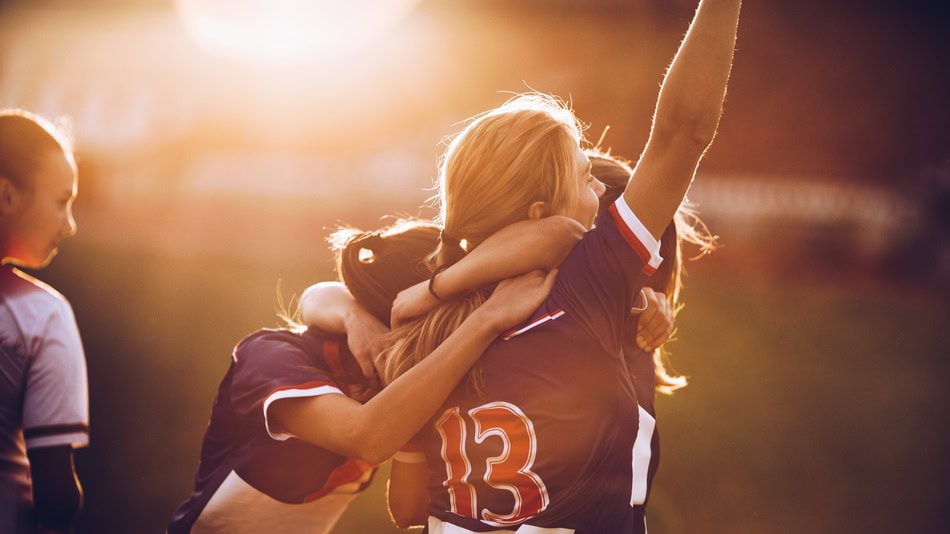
[437, 216, 583, 296]
[653, 0, 741, 147]
[300, 282, 356, 334]
[349, 313, 501, 463]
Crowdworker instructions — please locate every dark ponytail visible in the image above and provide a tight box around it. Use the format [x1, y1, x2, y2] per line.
[332, 220, 441, 327]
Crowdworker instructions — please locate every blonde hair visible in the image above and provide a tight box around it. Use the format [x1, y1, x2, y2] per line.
[434, 93, 585, 264]
[380, 93, 586, 388]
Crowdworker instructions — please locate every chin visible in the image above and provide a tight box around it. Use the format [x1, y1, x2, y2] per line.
[29, 250, 57, 270]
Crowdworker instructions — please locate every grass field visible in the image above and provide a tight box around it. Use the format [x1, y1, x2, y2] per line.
[35, 234, 949, 534]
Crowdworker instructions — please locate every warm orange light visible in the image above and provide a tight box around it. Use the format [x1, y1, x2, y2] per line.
[174, 0, 423, 63]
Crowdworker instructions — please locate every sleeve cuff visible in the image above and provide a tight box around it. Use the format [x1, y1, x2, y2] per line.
[609, 197, 664, 275]
[262, 384, 344, 441]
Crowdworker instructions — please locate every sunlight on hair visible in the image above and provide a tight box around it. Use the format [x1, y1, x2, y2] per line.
[174, 0, 422, 63]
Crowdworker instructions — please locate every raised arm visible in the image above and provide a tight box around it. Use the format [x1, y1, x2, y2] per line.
[624, 0, 741, 237]
[392, 215, 584, 324]
[270, 269, 558, 465]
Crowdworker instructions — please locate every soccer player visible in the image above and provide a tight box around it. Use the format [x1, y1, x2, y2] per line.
[166, 220, 559, 534]
[378, 0, 742, 531]
[0, 109, 88, 534]
[379, 152, 711, 530]
[298, 211, 680, 528]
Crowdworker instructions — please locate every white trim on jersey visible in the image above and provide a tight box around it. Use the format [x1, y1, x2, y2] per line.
[612, 198, 663, 271]
[193, 470, 356, 534]
[26, 431, 89, 449]
[262, 385, 343, 441]
[427, 517, 575, 534]
[630, 406, 657, 506]
[392, 449, 426, 464]
[502, 309, 566, 341]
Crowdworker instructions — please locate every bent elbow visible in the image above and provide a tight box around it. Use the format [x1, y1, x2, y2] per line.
[389, 496, 428, 529]
[346, 427, 393, 466]
[352, 447, 390, 467]
[391, 510, 427, 529]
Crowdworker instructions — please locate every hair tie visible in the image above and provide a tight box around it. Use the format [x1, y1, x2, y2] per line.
[428, 264, 450, 302]
[439, 229, 460, 250]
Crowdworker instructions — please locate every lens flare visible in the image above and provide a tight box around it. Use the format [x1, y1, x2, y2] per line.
[174, 0, 423, 63]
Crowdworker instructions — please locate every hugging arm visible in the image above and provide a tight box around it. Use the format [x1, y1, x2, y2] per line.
[624, 0, 741, 238]
[269, 269, 558, 465]
[392, 215, 585, 324]
[300, 282, 388, 382]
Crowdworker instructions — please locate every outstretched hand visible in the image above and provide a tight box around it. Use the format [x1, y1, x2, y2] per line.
[634, 287, 675, 352]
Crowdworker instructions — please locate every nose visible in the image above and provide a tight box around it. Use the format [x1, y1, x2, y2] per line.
[593, 178, 607, 198]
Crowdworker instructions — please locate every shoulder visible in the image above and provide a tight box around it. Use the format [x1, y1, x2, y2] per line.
[231, 327, 351, 378]
[234, 327, 340, 359]
[0, 266, 77, 340]
[596, 199, 663, 273]
[1, 266, 71, 308]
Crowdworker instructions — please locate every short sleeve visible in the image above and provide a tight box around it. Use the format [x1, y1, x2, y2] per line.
[22, 300, 89, 450]
[392, 437, 426, 464]
[229, 331, 345, 442]
[551, 197, 663, 356]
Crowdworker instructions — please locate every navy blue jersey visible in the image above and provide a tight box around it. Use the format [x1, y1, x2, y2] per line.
[620, 329, 662, 524]
[168, 328, 377, 534]
[422, 199, 662, 533]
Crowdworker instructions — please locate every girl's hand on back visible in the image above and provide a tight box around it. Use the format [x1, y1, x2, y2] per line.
[634, 287, 675, 352]
[480, 269, 558, 333]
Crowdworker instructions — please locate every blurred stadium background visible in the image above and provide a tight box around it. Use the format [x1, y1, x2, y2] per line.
[2, 0, 948, 532]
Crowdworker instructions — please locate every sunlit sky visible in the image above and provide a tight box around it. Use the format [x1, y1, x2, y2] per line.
[0, 0, 947, 189]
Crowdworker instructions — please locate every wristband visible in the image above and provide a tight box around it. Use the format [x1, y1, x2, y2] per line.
[428, 265, 450, 302]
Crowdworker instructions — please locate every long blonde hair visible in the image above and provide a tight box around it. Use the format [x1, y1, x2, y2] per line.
[379, 93, 585, 387]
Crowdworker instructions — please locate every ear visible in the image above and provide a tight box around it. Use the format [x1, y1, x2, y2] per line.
[527, 200, 548, 220]
[0, 176, 18, 216]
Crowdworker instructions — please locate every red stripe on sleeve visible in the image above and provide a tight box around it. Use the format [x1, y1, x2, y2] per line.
[608, 203, 658, 276]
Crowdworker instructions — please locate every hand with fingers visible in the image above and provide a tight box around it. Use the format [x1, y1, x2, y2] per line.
[340, 307, 389, 390]
[632, 287, 675, 353]
[480, 269, 559, 332]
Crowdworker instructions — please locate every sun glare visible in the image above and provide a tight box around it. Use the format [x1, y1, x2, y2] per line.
[174, 0, 423, 63]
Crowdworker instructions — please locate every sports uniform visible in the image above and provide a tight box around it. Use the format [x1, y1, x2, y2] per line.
[0, 266, 89, 534]
[167, 328, 379, 534]
[421, 198, 662, 533]
[619, 325, 662, 527]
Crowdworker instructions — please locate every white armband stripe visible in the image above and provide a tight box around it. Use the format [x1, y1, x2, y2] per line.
[262, 385, 343, 441]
